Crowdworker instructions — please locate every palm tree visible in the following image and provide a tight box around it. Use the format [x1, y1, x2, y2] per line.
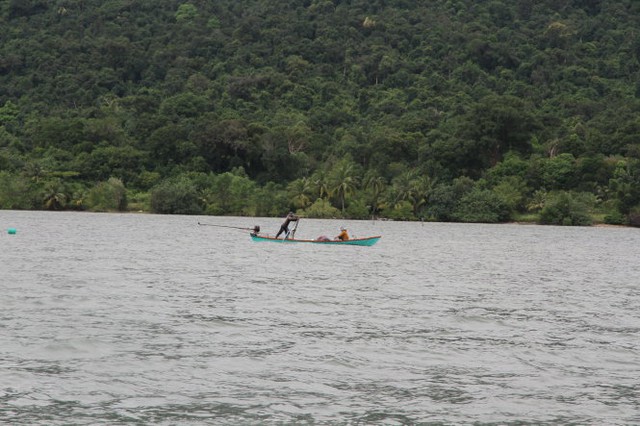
[390, 171, 436, 217]
[329, 159, 360, 213]
[389, 171, 415, 207]
[287, 177, 312, 209]
[363, 172, 387, 217]
[23, 162, 46, 182]
[311, 169, 331, 200]
[411, 174, 437, 217]
[42, 179, 68, 210]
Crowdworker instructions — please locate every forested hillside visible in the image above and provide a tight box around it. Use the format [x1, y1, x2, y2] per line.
[1, 0, 640, 225]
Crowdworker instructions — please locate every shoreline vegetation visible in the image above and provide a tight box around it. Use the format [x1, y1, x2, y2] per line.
[0, 167, 637, 227]
[1, 2, 640, 228]
[1, 200, 635, 228]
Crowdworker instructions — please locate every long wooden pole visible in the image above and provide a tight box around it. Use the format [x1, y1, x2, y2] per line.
[197, 222, 260, 233]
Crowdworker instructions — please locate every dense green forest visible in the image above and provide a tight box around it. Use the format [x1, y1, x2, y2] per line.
[1, 0, 640, 225]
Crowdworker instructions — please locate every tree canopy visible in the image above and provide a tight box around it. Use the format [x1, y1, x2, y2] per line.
[1, 0, 639, 225]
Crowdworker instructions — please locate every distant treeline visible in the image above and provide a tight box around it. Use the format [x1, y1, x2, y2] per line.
[1, 0, 640, 225]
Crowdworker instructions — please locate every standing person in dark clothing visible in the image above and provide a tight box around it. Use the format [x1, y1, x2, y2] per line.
[275, 212, 299, 239]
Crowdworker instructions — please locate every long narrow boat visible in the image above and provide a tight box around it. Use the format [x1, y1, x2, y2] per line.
[250, 233, 381, 246]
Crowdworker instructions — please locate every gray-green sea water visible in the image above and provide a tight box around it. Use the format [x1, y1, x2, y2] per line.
[1, 211, 638, 424]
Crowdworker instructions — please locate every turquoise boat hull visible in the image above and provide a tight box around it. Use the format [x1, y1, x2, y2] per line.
[250, 234, 381, 246]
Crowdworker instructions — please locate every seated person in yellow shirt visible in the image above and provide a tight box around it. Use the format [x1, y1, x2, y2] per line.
[335, 227, 349, 241]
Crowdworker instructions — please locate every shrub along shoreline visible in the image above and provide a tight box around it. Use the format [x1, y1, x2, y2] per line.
[2, 168, 636, 227]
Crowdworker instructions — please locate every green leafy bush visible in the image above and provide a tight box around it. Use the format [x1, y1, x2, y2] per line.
[425, 183, 458, 221]
[385, 200, 414, 221]
[299, 198, 340, 218]
[452, 188, 511, 223]
[150, 177, 202, 214]
[345, 198, 370, 220]
[86, 178, 127, 212]
[539, 192, 592, 226]
[201, 170, 259, 216]
[0, 172, 39, 209]
[603, 211, 627, 225]
[492, 175, 528, 210]
[628, 206, 640, 227]
[253, 182, 288, 217]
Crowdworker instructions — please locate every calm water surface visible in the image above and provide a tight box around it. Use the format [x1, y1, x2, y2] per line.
[0, 211, 639, 425]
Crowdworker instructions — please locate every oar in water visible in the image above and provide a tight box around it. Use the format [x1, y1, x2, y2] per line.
[197, 222, 260, 233]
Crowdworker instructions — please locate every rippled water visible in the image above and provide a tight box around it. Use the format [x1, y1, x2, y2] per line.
[1, 211, 639, 425]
